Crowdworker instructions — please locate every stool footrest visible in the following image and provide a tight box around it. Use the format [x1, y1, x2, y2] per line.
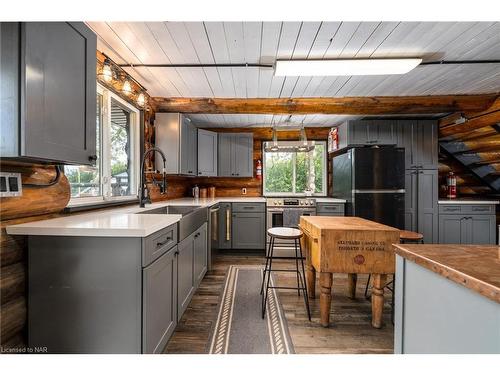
[265, 256, 305, 260]
[268, 286, 307, 291]
[264, 268, 303, 273]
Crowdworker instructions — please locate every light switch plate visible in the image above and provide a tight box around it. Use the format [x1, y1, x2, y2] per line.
[0, 172, 23, 197]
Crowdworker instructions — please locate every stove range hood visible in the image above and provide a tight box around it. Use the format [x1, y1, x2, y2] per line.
[264, 126, 316, 153]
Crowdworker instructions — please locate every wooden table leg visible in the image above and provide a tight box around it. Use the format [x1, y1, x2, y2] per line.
[319, 272, 333, 327]
[371, 273, 387, 328]
[347, 273, 357, 299]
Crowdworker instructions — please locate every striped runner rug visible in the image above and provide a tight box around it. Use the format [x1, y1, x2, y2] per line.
[208, 265, 294, 354]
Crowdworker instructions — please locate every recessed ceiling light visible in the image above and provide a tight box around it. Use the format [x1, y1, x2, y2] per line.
[274, 58, 422, 77]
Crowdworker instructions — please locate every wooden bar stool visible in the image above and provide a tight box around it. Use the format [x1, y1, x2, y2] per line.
[261, 227, 311, 321]
[364, 230, 423, 324]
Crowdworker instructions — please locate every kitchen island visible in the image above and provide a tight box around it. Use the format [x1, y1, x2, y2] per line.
[393, 244, 500, 354]
[299, 216, 400, 328]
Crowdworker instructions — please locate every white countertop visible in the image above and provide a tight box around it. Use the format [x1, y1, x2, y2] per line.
[438, 199, 499, 205]
[315, 198, 347, 203]
[5, 197, 266, 238]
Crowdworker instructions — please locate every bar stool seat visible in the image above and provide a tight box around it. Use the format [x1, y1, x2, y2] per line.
[267, 227, 302, 239]
[261, 227, 311, 321]
[400, 230, 424, 243]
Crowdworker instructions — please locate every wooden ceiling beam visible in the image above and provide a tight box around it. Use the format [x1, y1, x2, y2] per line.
[152, 94, 498, 116]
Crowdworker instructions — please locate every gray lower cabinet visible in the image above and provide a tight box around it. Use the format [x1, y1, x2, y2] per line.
[177, 232, 196, 319]
[405, 169, 438, 243]
[143, 246, 177, 354]
[178, 222, 208, 318]
[193, 223, 208, 286]
[232, 212, 266, 249]
[197, 129, 218, 176]
[26, 220, 211, 354]
[439, 210, 496, 244]
[0, 22, 97, 165]
[218, 133, 253, 177]
[316, 203, 345, 216]
[218, 202, 266, 250]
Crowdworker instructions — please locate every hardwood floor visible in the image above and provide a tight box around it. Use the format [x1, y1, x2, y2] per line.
[164, 252, 394, 354]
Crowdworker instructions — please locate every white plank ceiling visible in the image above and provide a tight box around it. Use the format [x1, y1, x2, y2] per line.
[86, 22, 500, 127]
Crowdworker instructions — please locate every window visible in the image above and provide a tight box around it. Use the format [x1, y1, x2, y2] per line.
[65, 84, 140, 206]
[263, 141, 327, 196]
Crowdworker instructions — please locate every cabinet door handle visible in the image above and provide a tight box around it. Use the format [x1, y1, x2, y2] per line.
[157, 237, 172, 247]
[174, 250, 179, 256]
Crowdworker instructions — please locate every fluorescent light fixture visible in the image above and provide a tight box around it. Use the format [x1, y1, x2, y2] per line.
[274, 58, 422, 76]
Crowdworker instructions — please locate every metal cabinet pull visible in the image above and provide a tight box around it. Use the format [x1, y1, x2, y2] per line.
[226, 209, 231, 241]
[157, 237, 172, 247]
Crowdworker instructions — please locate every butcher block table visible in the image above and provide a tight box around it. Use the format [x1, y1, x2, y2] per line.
[299, 216, 400, 328]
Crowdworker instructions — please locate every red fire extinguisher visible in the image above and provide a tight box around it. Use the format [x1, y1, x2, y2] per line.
[447, 171, 457, 199]
[256, 159, 262, 180]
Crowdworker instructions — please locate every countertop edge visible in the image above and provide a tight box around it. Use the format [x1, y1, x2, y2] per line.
[438, 200, 499, 205]
[393, 244, 500, 304]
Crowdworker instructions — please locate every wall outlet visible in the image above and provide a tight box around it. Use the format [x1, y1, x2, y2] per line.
[241, 188, 247, 195]
[0, 172, 23, 197]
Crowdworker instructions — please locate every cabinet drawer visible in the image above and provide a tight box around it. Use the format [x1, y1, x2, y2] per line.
[465, 205, 495, 214]
[439, 204, 495, 215]
[439, 205, 463, 214]
[232, 202, 266, 213]
[317, 204, 344, 214]
[142, 223, 178, 267]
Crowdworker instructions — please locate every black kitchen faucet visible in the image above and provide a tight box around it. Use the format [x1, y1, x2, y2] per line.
[139, 147, 168, 207]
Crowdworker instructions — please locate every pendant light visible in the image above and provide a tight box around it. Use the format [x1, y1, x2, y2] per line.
[270, 125, 279, 152]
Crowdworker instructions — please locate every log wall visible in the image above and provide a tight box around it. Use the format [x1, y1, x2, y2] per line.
[192, 127, 333, 197]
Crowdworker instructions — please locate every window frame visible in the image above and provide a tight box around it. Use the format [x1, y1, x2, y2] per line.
[262, 140, 327, 197]
[66, 83, 140, 207]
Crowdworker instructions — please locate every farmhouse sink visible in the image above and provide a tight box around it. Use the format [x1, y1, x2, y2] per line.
[137, 205, 207, 241]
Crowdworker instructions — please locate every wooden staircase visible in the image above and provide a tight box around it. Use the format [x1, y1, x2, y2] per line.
[438, 97, 500, 198]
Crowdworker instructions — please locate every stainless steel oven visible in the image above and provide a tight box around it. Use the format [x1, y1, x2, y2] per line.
[266, 198, 316, 256]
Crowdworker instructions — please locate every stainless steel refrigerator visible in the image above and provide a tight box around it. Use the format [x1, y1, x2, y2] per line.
[332, 147, 405, 228]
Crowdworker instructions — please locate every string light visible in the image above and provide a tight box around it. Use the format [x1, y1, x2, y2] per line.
[122, 78, 132, 95]
[99, 58, 113, 83]
[136, 92, 146, 107]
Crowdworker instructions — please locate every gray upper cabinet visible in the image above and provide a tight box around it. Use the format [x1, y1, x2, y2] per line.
[142, 246, 177, 354]
[0, 22, 97, 165]
[405, 169, 438, 243]
[193, 223, 208, 287]
[197, 129, 218, 176]
[397, 120, 438, 170]
[218, 133, 253, 177]
[155, 113, 197, 176]
[334, 120, 397, 151]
